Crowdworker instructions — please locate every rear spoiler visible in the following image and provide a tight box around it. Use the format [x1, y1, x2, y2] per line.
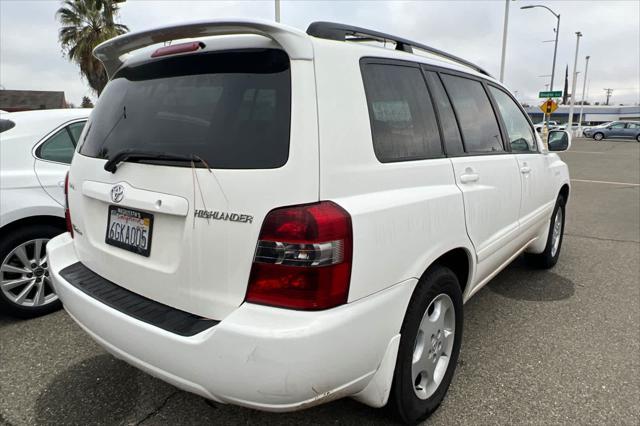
[93, 19, 313, 78]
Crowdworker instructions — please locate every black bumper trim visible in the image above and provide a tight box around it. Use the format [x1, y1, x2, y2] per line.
[59, 262, 219, 336]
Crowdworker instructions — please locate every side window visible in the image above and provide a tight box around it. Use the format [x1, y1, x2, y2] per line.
[627, 123, 639, 129]
[489, 86, 537, 152]
[610, 122, 626, 129]
[424, 71, 464, 156]
[361, 63, 443, 162]
[441, 74, 504, 153]
[38, 127, 76, 164]
[67, 121, 86, 145]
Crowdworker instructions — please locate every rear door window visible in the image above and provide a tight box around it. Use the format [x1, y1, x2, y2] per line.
[424, 71, 464, 156]
[361, 63, 443, 162]
[441, 74, 504, 153]
[79, 49, 291, 169]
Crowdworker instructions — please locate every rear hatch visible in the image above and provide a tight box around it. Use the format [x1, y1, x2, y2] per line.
[67, 46, 319, 320]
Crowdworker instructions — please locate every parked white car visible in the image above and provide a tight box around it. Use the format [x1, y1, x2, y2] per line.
[48, 20, 570, 423]
[0, 109, 89, 317]
[533, 120, 559, 132]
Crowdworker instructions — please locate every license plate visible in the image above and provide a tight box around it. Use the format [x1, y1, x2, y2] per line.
[105, 206, 154, 257]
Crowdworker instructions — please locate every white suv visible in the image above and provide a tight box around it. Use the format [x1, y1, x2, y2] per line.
[48, 20, 570, 423]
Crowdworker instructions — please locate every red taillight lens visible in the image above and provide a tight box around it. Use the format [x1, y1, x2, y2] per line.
[246, 201, 353, 310]
[64, 171, 73, 238]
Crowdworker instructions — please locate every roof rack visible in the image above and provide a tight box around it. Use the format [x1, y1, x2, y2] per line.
[306, 21, 492, 78]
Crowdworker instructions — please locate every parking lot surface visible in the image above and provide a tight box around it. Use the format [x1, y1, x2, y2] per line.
[1, 137, 638, 425]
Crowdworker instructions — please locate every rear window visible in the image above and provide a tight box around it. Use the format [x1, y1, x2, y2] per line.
[361, 63, 443, 162]
[79, 49, 291, 169]
[0, 119, 15, 133]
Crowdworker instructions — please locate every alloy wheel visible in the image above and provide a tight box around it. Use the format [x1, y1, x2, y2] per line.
[550, 208, 563, 258]
[411, 293, 455, 400]
[0, 239, 58, 307]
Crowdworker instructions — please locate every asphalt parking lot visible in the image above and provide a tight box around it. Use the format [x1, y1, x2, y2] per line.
[1, 137, 638, 426]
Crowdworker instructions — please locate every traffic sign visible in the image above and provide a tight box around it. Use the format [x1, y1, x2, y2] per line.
[539, 98, 558, 114]
[539, 90, 563, 98]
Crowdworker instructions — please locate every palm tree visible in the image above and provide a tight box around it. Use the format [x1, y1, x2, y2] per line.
[57, 0, 128, 96]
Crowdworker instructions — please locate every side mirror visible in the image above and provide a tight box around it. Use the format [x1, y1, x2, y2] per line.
[548, 130, 571, 152]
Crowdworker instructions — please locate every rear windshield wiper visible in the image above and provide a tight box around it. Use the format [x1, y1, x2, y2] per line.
[104, 149, 204, 173]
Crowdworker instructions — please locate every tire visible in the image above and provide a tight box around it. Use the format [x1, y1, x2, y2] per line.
[593, 132, 604, 141]
[389, 265, 463, 424]
[0, 224, 64, 318]
[526, 196, 566, 269]
[636, 134, 639, 142]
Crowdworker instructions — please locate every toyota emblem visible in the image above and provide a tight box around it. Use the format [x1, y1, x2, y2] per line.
[110, 185, 124, 203]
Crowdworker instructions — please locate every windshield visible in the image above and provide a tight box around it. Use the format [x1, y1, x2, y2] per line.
[79, 49, 291, 169]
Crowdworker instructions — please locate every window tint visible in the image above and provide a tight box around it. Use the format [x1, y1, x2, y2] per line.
[424, 71, 464, 155]
[489, 86, 536, 152]
[79, 49, 291, 169]
[361, 63, 442, 162]
[441, 74, 503, 153]
[67, 121, 86, 145]
[39, 128, 75, 164]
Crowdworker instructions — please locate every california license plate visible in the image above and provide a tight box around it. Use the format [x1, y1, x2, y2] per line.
[105, 206, 153, 257]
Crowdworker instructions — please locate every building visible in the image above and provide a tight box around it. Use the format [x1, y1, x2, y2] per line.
[0, 90, 67, 112]
[525, 104, 640, 125]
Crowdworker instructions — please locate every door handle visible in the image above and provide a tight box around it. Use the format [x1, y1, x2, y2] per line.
[520, 166, 531, 174]
[460, 173, 479, 184]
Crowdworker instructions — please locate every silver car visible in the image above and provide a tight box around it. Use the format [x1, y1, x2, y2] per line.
[583, 121, 640, 141]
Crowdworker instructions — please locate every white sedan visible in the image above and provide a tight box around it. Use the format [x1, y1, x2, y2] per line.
[0, 109, 90, 317]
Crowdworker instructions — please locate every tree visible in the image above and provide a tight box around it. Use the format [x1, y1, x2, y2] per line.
[57, 0, 128, 96]
[81, 96, 94, 108]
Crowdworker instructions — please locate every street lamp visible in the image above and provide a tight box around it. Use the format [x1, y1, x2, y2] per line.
[521, 4, 561, 138]
[521, 4, 560, 92]
[499, 0, 516, 83]
[578, 56, 591, 129]
[567, 32, 583, 131]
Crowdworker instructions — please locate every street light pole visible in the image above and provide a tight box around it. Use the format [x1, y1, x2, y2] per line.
[521, 4, 561, 140]
[567, 32, 582, 131]
[578, 55, 590, 128]
[275, 0, 280, 23]
[499, 0, 512, 82]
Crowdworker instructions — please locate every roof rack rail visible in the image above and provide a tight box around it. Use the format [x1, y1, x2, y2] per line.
[306, 21, 492, 78]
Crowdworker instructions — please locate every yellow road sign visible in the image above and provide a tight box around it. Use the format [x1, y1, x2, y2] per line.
[539, 98, 558, 114]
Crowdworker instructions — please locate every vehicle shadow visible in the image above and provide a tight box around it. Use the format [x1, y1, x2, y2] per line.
[487, 256, 575, 302]
[35, 355, 397, 426]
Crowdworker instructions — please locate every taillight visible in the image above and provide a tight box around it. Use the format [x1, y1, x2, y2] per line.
[246, 201, 353, 310]
[64, 171, 73, 238]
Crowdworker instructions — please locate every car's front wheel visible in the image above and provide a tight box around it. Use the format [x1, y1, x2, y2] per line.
[390, 265, 463, 424]
[526, 196, 566, 269]
[593, 132, 604, 141]
[636, 134, 639, 142]
[0, 224, 64, 318]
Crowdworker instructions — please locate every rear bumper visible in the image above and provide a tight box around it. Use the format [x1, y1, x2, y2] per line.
[47, 233, 415, 411]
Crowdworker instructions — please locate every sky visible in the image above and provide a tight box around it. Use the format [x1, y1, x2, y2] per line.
[1, 0, 638, 107]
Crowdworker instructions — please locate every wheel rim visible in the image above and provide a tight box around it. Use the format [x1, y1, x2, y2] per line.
[550, 208, 563, 258]
[411, 293, 455, 400]
[0, 239, 58, 308]
[595, 133, 603, 140]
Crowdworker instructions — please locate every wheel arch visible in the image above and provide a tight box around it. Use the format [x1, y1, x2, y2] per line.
[0, 215, 66, 241]
[422, 247, 473, 296]
[559, 183, 570, 204]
